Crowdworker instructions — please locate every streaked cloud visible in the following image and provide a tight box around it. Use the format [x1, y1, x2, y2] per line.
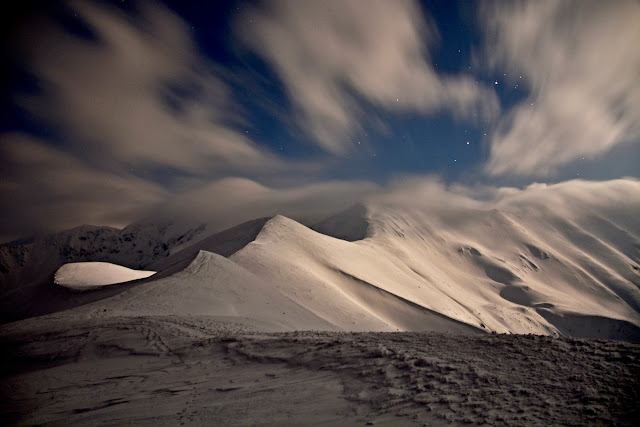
[17, 1, 281, 175]
[148, 177, 381, 233]
[2, 0, 637, 243]
[238, 0, 499, 154]
[481, 0, 640, 176]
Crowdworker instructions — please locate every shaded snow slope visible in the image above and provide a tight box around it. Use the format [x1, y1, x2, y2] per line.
[232, 216, 483, 333]
[147, 217, 269, 279]
[54, 262, 155, 290]
[0, 218, 262, 323]
[311, 204, 369, 241]
[80, 251, 337, 332]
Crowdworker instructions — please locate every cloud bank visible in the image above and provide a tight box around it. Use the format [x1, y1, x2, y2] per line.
[238, 0, 499, 154]
[0, 133, 168, 240]
[482, 0, 640, 176]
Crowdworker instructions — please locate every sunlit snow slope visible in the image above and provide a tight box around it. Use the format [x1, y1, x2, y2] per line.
[81, 250, 338, 332]
[228, 180, 640, 338]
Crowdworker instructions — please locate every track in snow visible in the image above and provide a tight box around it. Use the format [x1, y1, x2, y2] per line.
[1, 316, 638, 425]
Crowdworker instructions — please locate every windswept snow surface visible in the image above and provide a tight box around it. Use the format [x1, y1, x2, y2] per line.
[1, 317, 638, 425]
[54, 262, 155, 290]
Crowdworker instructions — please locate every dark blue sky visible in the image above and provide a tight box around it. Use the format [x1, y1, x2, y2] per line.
[1, 0, 639, 240]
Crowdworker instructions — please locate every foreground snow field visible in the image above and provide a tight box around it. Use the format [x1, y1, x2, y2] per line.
[1, 315, 638, 425]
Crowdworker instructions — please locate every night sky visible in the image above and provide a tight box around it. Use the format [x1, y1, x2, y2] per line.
[1, 0, 639, 241]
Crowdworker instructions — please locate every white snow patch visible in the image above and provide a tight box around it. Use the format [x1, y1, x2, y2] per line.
[54, 262, 155, 290]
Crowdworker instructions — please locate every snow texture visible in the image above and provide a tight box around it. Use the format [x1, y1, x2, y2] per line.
[1, 316, 638, 425]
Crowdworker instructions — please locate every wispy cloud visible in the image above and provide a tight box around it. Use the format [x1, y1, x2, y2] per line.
[237, 0, 499, 154]
[481, 0, 640, 176]
[17, 0, 281, 175]
[147, 177, 380, 233]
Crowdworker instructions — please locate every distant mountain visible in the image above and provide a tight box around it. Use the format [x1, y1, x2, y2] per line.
[0, 215, 277, 323]
[0, 219, 208, 323]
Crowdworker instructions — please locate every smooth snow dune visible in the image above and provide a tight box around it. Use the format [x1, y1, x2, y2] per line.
[54, 262, 155, 290]
[82, 250, 338, 332]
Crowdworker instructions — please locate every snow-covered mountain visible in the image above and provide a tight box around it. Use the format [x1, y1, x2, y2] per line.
[0, 220, 204, 292]
[225, 200, 640, 338]
[0, 219, 208, 322]
[3, 179, 640, 340]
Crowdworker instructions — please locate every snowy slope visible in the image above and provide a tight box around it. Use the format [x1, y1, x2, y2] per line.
[147, 217, 269, 279]
[311, 204, 369, 241]
[227, 180, 640, 339]
[81, 250, 338, 332]
[54, 262, 155, 290]
[231, 216, 483, 333]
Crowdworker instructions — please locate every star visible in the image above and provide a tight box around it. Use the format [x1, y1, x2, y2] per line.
[494, 81, 498, 85]
[466, 141, 470, 145]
